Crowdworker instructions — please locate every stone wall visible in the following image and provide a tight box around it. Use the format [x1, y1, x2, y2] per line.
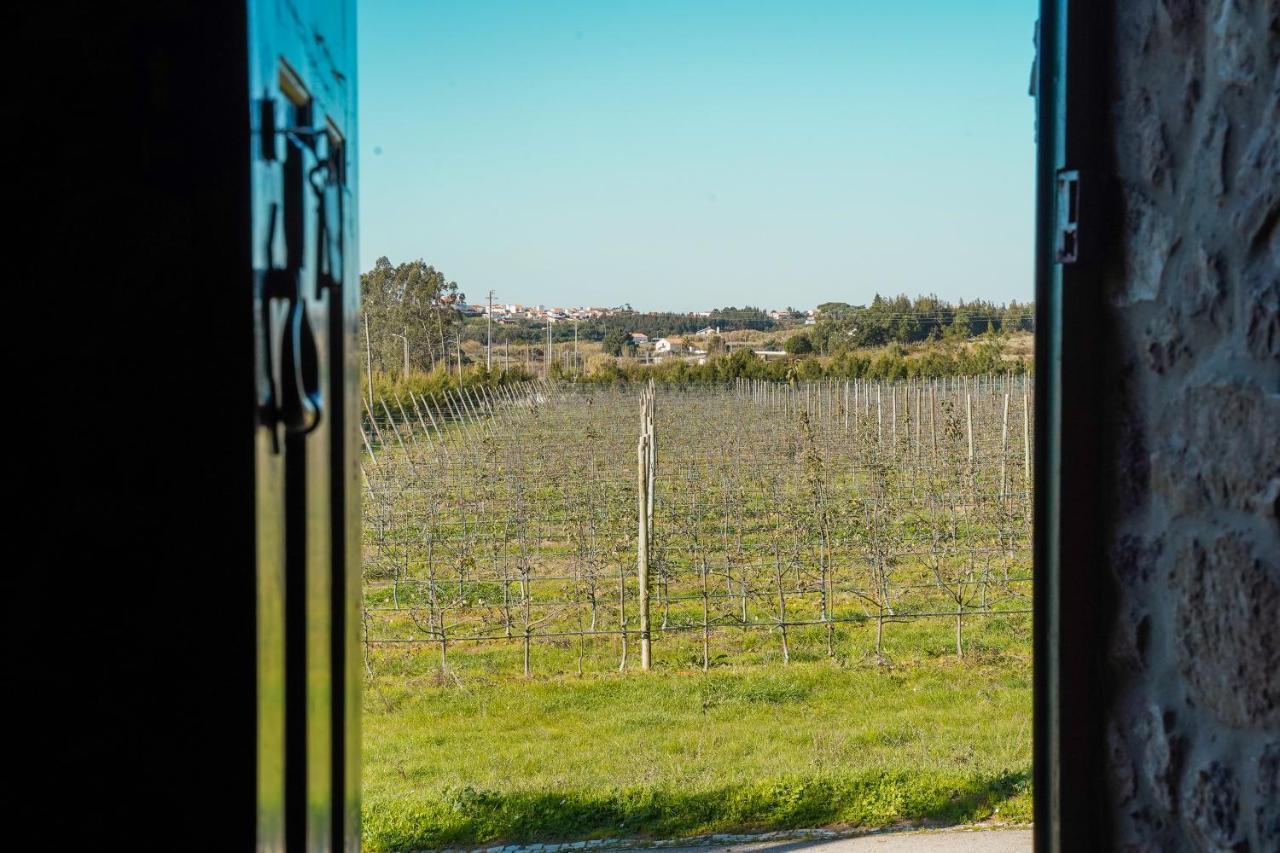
[1103, 1, 1279, 849]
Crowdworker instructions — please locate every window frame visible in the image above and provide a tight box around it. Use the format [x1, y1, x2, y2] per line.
[1032, 1, 1109, 850]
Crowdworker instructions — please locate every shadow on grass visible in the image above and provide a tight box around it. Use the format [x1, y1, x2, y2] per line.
[362, 769, 1032, 851]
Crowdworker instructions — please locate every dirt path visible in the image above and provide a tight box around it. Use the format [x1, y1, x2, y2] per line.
[631, 828, 1033, 853]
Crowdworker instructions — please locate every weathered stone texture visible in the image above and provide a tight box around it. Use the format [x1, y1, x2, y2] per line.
[1245, 271, 1279, 359]
[1150, 383, 1280, 518]
[1105, 0, 1278, 848]
[1182, 761, 1245, 851]
[1258, 742, 1280, 848]
[1139, 705, 1186, 812]
[1173, 534, 1280, 728]
[1118, 192, 1177, 305]
[1232, 72, 1280, 253]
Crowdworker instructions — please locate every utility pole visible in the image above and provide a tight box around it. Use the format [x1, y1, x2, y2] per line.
[456, 333, 463, 386]
[545, 316, 551, 376]
[574, 318, 579, 374]
[486, 289, 494, 371]
[390, 332, 409, 377]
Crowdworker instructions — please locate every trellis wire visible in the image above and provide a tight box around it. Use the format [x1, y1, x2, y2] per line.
[361, 374, 1034, 676]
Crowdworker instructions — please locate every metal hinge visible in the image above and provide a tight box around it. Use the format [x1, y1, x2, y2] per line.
[1055, 169, 1083, 264]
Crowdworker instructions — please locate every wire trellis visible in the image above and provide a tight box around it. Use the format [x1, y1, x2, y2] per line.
[361, 374, 1034, 677]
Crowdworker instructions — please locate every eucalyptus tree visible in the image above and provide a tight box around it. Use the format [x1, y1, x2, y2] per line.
[360, 256, 465, 374]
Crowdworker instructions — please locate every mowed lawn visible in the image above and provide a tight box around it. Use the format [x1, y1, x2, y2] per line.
[361, 625, 1032, 850]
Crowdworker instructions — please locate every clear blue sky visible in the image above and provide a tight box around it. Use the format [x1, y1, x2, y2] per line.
[358, 1, 1037, 312]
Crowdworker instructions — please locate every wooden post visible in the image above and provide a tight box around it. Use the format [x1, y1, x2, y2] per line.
[966, 391, 975, 473]
[405, 391, 434, 453]
[359, 424, 378, 466]
[700, 554, 710, 671]
[422, 394, 451, 462]
[914, 383, 922, 463]
[363, 395, 385, 448]
[1000, 392, 1011, 501]
[637, 430, 652, 672]
[773, 544, 789, 665]
[844, 380, 850, 433]
[646, 381, 656, 555]
[392, 393, 420, 454]
[1023, 382, 1031, 487]
[930, 380, 938, 464]
[379, 398, 416, 474]
[876, 383, 883, 449]
[891, 384, 897, 457]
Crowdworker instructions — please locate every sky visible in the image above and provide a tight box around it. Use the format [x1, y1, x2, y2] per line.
[358, 1, 1037, 312]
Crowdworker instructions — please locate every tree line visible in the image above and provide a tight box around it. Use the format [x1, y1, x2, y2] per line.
[572, 336, 1029, 387]
[797, 295, 1034, 354]
[361, 256, 1034, 383]
[458, 306, 777, 348]
[361, 257, 468, 375]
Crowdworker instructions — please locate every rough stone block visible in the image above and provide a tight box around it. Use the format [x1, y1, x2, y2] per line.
[1181, 760, 1245, 851]
[1257, 742, 1280, 850]
[1110, 533, 1162, 588]
[1138, 705, 1186, 813]
[1173, 533, 1280, 728]
[1212, 0, 1257, 88]
[1144, 309, 1191, 373]
[1153, 383, 1280, 519]
[1232, 74, 1279, 252]
[1109, 720, 1139, 804]
[1120, 189, 1179, 305]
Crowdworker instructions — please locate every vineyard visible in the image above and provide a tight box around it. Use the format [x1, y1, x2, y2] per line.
[360, 376, 1033, 678]
[359, 376, 1035, 849]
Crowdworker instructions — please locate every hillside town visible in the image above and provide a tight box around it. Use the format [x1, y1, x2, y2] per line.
[453, 301, 817, 325]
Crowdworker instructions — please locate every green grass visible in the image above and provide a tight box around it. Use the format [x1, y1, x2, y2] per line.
[361, 383, 1034, 849]
[362, 638, 1032, 850]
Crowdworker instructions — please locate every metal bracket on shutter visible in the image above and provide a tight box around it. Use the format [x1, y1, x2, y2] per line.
[258, 97, 278, 161]
[1055, 169, 1083, 264]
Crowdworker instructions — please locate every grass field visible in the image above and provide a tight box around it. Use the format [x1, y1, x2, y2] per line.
[360, 380, 1034, 850]
[361, 618, 1032, 850]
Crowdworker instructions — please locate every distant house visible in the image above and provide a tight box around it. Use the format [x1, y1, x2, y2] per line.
[696, 325, 721, 336]
[653, 337, 683, 354]
[630, 332, 650, 345]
